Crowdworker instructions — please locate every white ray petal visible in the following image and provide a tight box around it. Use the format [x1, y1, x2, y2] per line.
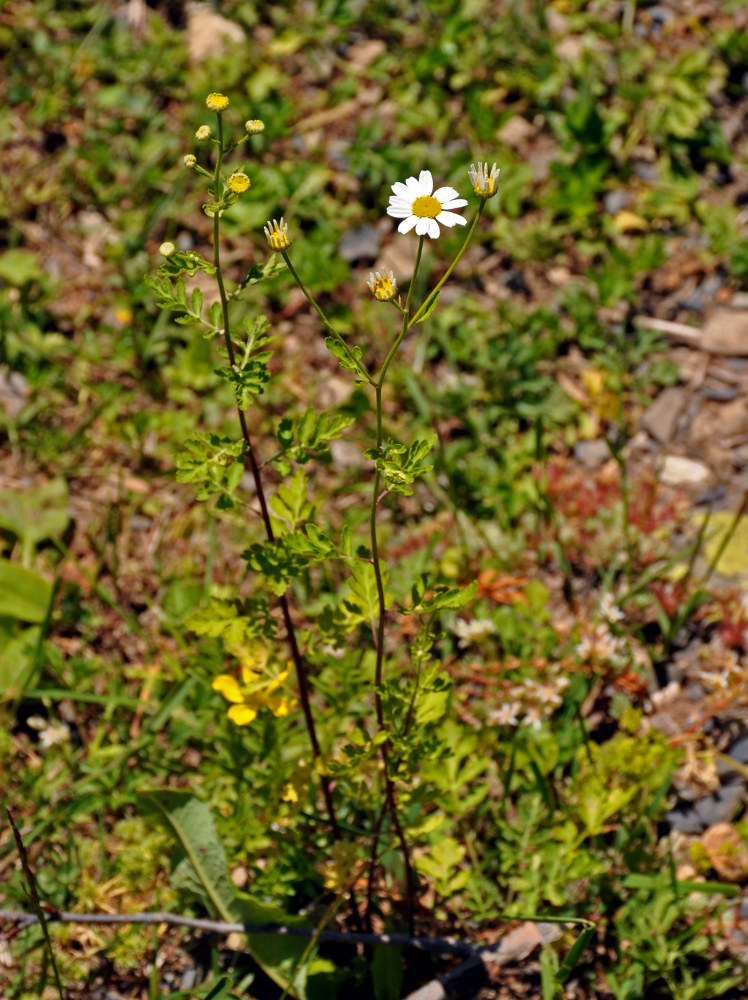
[398, 215, 418, 234]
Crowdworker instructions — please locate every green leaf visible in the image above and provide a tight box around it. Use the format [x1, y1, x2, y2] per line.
[324, 336, 359, 373]
[0, 560, 52, 622]
[414, 290, 440, 325]
[269, 470, 314, 532]
[186, 596, 275, 645]
[0, 624, 41, 701]
[370, 944, 403, 1000]
[175, 434, 245, 503]
[376, 435, 437, 496]
[143, 791, 311, 998]
[405, 580, 477, 615]
[246, 253, 287, 285]
[0, 249, 45, 286]
[156, 249, 217, 278]
[0, 479, 69, 567]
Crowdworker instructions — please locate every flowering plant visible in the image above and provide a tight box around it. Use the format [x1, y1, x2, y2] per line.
[146, 91, 506, 988]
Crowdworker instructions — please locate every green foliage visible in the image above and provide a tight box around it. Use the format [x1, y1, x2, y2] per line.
[175, 433, 245, 506]
[365, 434, 437, 496]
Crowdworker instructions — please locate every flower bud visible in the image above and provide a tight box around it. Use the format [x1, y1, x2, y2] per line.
[468, 162, 500, 198]
[206, 92, 229, 112]
[245, 119, 265, 134]
[367, 268, 397, 302]
[264, 218, 291, 250]
[195, 125, 212, 141]
[183, 154, 197, 168]
[159, 241, 176, 257]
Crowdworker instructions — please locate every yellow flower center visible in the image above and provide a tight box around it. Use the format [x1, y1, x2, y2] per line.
[374, 277, 394, 300]
[411, 195, 441, 219]
[268, 230, 289, 249]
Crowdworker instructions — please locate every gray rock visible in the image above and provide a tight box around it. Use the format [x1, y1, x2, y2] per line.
[667, 780, 746, 833]
[694, 780, 746, 827]
[337, 225, 381, 263]
[574, 438, 610, 469]
[604, 190, 630, 215]
[640, 387, 687, 444]
[699, 383, 738, 402]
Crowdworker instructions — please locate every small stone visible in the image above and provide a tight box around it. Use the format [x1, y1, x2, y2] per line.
[699, 383, 738, 402]
[337, 225, 381, 263]
[640, 387, 686, 444]
[694, 781, 746, 828]
[661, 455, 712, 488]
[574, 438, 610, 469]
[604, 190, 630, 215]
[231, 865, 248, 889]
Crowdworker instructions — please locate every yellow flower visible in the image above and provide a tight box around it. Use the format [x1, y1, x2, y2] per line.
[195, 125, 212, 141]
[183, 154, 197, 168]
[206, 93, 229, 112]
[468, 162, 500, 198]
[159, 241, 176, 257]
[264, 217, 291, 250]
[245, 119, 265, 134]
[367, 268, 397, 302]
[228, 171, 251, 193]
[212, 656, 296, 726]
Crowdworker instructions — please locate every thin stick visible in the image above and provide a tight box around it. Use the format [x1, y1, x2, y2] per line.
[7, 810, 65, 1000]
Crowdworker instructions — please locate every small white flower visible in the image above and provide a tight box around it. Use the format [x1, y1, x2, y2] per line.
[453, 617, 496, 649]
[535, 682, 564, 708]
[488, 702, 521, 727]
[522, 706, 544, 731]
[28, 715, 71, 749]
[599, 592, 624, 623]
[468, 162, 500, 198]
[387, 169, 467, 239]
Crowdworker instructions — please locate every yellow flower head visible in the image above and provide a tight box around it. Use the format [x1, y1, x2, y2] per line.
[206, 93, 229, 112]
[264, 217, 291, 250]
[195, 124, 212, 141]
[245, 119, 265, 134]
[212, 650, 296, 726]
[367, 268, 397, 302]
[183, 154, 197, 168]
[468, 162, 500, 198]
[228, 171, 251, 194]
[159, 241, 176, 257]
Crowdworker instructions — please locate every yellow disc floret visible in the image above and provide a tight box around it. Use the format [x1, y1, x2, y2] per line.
[206, 93, 229, 112]
[228, 171, 251, 193]
[411, 195, 442, 219]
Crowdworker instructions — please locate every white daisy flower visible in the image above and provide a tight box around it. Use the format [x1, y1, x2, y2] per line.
[488, 702, 521, 727]
[453, 617, 496, 649]
[522, 706, 545, 731]
[387, 169, 468, 240]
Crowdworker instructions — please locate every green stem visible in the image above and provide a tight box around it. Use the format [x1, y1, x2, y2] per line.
[211, 118, 340, 840]
[408, 202, 485, 328]
[281, 250, 373, 384]
[366, 236, 427, 931]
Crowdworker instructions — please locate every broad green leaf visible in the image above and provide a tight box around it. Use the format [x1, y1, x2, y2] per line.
[0, 560, 52, 622]
[0, 479, 69, 566]
[143, 791, 311, 998]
